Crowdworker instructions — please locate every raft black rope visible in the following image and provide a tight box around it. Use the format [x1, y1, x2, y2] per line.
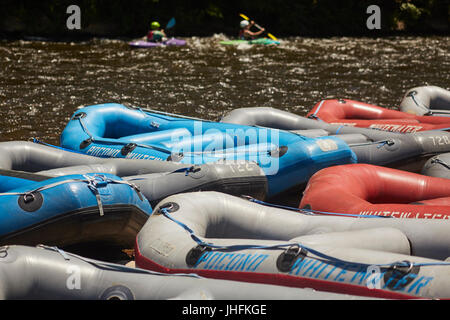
[242, 195, 392, 219]
[36, 245, 204, 279]
[430, 158, 450, 170]
[75, 116, 173, 155]
[159, 207, 450, 269]
[408, 91, 431, 114]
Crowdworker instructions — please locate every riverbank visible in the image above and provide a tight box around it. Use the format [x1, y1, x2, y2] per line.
[1, 0, 448, 40]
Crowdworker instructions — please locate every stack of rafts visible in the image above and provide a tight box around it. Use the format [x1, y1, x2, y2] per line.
[1, 85, 450, 300]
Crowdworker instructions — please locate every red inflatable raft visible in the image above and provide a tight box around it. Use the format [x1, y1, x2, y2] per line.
[300, 164, 450, 219]
[307, 99, 450, 133]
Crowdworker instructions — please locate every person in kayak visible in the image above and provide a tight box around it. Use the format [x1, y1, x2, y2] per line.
[147, 21, 167, 42]
[239, 20, 265, 40]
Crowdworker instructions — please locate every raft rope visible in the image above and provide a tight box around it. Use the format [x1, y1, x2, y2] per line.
[0, 174, 144, 216]
[132, 105, 208, 122]
[242, 196, 392, 219]
[76, 115, 289, 158]
[407, 91, 431, 114]
[348, 139, 395, 149]
[76, 115, 281, 157]
[159, 207, 450, 270]
[36, 245, 204, 279]
[430, 157, 450, 170]
[308, 100, 326, 122]
[32, 138, 86, 155]
[407, 91, 450, 117]
[73, 109, 339, 160]
[334, 125, 344, 135]
[75, 116, 173, 155]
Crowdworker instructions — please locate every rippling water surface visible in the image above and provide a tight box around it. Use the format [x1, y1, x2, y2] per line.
[0, 35, 448, 144]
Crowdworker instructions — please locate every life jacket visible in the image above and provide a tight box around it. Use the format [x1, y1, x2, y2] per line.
[147, 30, 164, 42]
[239, 29, 253, 40]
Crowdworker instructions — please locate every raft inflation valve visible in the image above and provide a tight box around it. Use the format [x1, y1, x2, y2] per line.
[100, 285, 135, 300]
[383, 260, 420, 290]
[121, 143, 137, 156]
[186, 245, 211, 268]
[276, 245, 307, 272]
[18, 192, 44, 212]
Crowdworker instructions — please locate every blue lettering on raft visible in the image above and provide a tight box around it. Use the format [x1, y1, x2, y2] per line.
[194, 252, 269, 272]
[288, 257, 434, 295]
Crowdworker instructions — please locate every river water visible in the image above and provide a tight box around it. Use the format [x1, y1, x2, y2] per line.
[0, 35, 448, 145]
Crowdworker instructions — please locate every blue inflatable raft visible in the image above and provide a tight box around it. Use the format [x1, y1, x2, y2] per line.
[0, 170, 152, 249]
[60, 103, 357, 196]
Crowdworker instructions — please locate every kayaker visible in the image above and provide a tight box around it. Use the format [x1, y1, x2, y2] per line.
[239, 20, 265, 40]
[147, 21, 167, 42]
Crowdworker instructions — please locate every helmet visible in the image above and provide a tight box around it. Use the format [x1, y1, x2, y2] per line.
[240, 20, 249, 28]
[151, 21, 160, 30]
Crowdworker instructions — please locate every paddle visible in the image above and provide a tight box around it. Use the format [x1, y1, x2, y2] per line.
[239, 13, 278, 41]
[166, 17, 176, 30]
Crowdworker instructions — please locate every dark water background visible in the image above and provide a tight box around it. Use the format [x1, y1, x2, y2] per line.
[0, 35, 449, 145]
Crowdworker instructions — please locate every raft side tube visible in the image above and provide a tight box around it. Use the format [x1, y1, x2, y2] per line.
[0, 245, 376, 300]
[135, 192, 450, 299]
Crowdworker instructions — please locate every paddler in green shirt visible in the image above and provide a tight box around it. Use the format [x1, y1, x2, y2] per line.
[147, 21, 167, 42]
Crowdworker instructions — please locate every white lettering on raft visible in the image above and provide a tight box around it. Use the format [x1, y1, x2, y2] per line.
[331, 122, 357, 127]
[289, 258, 434, 296]
[368, 124, 422, 133]
[429, 136, 450, 146]
[359, 211, 449, 219]
[86, 146, 121, 157]
[86, 146, 164, 160]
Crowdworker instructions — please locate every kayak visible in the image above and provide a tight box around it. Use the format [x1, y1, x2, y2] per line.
[220, 38, 280, 46]
[128, 38, 186, 48]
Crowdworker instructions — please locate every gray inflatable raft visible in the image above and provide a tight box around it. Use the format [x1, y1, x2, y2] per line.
[0, 141, 268, 206]
[0, 245, 376, 300]
[136, 192, 450, 299]
[220, 106, 450, 172]
[421, 152, 450, 179]
[400, 86, 450, 116]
